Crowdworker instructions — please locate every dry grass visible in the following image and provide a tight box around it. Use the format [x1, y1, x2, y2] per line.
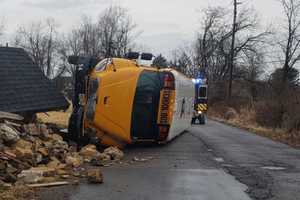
[37, 104, 72, 128]
[37, 111, 70, 128]
[0, 186, 35, 200]
[209, 107, 300, 149]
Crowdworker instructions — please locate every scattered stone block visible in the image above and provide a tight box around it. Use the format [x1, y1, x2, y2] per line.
[80, 144, 99, 162]
[0, 124, 20, 143]
[87, 169, 103, 184]
[103, 146, 124, 160]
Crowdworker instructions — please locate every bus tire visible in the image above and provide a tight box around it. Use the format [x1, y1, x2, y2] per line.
[191, 117, 196, 124]
[199, 115, 206, 125]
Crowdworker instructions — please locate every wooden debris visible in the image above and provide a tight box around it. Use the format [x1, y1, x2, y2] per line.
[0, 115, 125, 187]
[0, 111, 24, 121]
[4, 120, 22, 127]
[87, 169, 103, 184]
[27, 181, 70, 188]
[0, 152, 31, 168]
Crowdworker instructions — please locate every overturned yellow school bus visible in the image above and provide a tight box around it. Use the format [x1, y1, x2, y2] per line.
[68, 54, 194, 148]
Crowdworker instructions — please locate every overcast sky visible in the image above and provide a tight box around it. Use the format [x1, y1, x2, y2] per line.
[0, 0, 283, 57]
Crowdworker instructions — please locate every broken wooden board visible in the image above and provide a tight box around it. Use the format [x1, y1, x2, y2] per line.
[0, 111, 24, 121]
[27, 181, 70, 188]
[0, 152, 31, 168]
[4, 120, 22, 127]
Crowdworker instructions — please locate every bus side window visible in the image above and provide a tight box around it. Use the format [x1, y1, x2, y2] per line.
[95, 59, 111, 72]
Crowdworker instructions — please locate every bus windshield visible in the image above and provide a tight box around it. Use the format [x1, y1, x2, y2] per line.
[198, 86, 207, 99]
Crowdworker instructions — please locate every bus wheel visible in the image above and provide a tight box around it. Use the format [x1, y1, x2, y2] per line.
[191, 117, 196, 124]
[199, 115, 206, 125]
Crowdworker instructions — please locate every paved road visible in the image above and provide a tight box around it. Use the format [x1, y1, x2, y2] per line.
[38, 120, 300, 200]
[190, 120, 300, 200]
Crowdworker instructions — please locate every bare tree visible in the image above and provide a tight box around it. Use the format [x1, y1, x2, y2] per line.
[58, 5, 137, 79]
[229, 6, 271, 99]
[195, 5, 269, 84]
[240, 50, 265, 104]
[195, 7, 226, 74]
[98, 5, 136, 58]
[79, 15, 101, 57]
[0, 18, 4, 39]
[278, 0, 300, 82]
[194, 7, 231, 81]
[57, 15, 102, 80]
[58, 29, 83, 78]
[152, 54, 168, 68]
[15, 19, 64, 78]
[170, 48, 193, 76]
[189, 5, 271, 104]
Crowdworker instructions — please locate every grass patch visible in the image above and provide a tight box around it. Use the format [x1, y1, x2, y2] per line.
[209, 108, 300, 149]
[0, 186, 35, 200]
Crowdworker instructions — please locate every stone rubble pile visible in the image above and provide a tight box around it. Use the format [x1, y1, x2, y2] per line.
[0, 112, 124, 187]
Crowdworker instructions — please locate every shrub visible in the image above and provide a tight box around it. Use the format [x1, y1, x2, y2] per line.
[224, 107, 238, 120]
[255, 101, 283, 128]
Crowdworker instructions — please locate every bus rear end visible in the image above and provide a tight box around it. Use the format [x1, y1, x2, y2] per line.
[130, 70, 175, 143]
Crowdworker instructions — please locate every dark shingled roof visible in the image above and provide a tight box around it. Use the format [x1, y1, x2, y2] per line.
[0, 47, 69, 113]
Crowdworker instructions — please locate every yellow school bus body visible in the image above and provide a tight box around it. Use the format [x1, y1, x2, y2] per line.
[78, 58, 193, 148]
[83, 58, 158, 147]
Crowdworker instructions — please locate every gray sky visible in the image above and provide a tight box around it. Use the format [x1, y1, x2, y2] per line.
[0, 0, 283, 57]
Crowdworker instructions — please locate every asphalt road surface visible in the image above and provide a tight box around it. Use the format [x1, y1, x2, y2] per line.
[38, 120, 300, 200]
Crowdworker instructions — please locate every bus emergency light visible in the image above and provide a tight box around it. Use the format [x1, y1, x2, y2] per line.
[192, 78, 202, 84]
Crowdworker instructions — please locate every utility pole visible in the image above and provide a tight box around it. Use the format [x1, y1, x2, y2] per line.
[228, 0, 238, 101]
